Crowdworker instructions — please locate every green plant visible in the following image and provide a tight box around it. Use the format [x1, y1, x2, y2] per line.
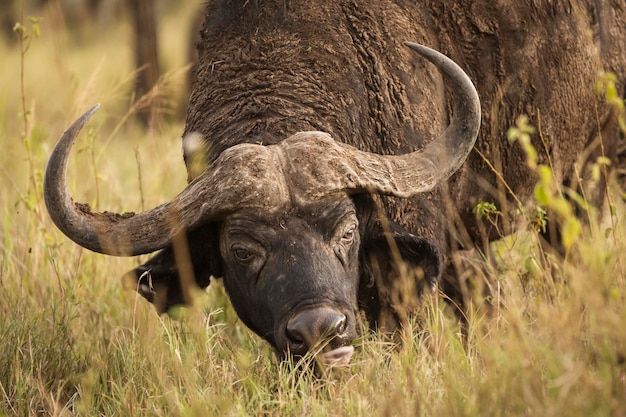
[12, 13, 44, 230]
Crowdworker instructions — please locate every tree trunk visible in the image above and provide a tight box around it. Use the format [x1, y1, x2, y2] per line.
[129, 0, 159, 127]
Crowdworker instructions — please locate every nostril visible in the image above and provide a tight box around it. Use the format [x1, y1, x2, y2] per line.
[286, 324, 305, 345]
[332, 314, 347, 335]
[285, 322, 309, 357]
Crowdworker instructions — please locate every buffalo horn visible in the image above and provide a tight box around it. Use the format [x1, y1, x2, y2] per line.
[44, 107, 284, 256]
[275, 43, 481, 201]
[336, 42, 480, 197]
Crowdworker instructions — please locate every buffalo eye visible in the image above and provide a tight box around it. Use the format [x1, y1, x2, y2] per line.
[335, 225, 357, 266]
[341, 228, 355, 244]
[232, 245, 254, 263]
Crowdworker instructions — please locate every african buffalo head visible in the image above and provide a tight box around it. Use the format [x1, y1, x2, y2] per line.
[44, 43, 480, 365]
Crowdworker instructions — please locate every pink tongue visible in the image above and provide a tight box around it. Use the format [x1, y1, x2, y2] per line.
[320, 346, 354, 366]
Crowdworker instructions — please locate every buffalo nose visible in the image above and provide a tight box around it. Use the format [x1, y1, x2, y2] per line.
[286, 308, 347, 355]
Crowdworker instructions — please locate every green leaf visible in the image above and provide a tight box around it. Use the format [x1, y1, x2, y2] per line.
[537, 165, 553, 186]
[561, 217, 581, 249]
[534, 183, 551, 206]
[474, 199, 500, 219]
[591, 164, 601, 182]
[606, 84, 617, 102]
[552, 198, 573, 218]
[507, 127, 520, 143]
[530, 206, 548, 233]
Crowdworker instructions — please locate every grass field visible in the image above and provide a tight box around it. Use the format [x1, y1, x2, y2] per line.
[1, 2, 625, 416]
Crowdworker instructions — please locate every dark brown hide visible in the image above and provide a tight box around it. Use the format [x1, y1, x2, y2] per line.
[427, 0, 626, 239]
[189, 0, 625, 241]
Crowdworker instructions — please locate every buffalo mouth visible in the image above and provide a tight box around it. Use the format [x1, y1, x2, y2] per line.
[319, 346, 355, 367]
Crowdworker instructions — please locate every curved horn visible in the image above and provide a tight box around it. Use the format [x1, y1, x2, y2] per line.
[400, 42, 481, 189]
[278, 42, 481, 200]
[44, 106, 286, 256]
[360, 42, 481, 195]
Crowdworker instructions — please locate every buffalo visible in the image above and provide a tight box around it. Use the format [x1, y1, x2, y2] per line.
[44, 1, 625, 366]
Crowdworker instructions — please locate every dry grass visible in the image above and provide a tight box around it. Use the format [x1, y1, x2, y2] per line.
[0, 2, 625, 416]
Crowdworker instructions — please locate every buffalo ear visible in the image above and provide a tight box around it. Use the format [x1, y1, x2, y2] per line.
[390, 230, 442, 290]
[359, 222, 442, 331]
[122, 224, 222, 314]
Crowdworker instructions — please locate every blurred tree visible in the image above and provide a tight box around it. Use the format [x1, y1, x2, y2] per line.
[1, 0, 17, 43]
[129, 0, 160, 127]
[40, 0, 104, 28]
